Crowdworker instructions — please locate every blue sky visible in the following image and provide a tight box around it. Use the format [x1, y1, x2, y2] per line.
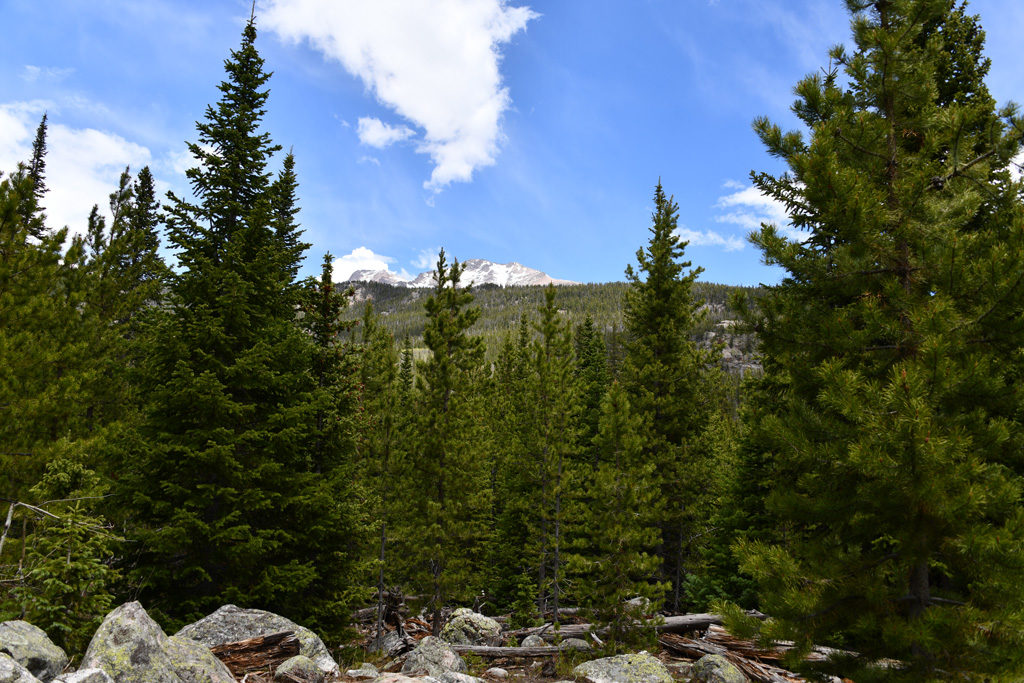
[1, 0, 1022, 286]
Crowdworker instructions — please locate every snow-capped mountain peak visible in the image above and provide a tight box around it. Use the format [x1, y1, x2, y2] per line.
[343, 259, 577, 288]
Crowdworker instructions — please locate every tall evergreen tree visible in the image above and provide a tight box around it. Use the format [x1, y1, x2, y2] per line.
[122, 18, 357, 633]
[733, 1, 1024, 678]
[621, 182, 717, 610]
[407, 250, 490, 635]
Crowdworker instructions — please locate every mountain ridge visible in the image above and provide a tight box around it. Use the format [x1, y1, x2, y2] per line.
[345, 258, 579, 288]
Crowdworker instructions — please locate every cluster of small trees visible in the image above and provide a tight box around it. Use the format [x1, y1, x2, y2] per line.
[3, 1, 1024, 679]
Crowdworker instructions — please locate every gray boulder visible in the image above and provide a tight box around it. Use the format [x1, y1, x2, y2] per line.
[436, 673, 485, 683]
[372, 675, 439, 683]
[483, 667, 507, 679]
[52, 671, 112, 683]
[439, 610, 501, 646]
[401, 636, 466, 677]
[558, 637, 591, 651]
[346, 662, 379, 680]
[378, 631, 414, 659]
[572, 651, 673, 683]
[0, 621, 68, 682]
[175, 604, 339, 677]
[274, 655, 323, 682]
[519, 634, 545, 647]
[692, 654, 747, 683]
[0, 653, 40, 683]
[79, 602, 234, 683]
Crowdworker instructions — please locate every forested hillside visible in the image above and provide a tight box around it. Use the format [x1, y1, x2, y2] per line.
[343, 279, 761, 373]
[3, 2, 1024, 680]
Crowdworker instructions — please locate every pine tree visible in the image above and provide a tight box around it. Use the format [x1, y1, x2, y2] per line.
[407, 249, 490, 634]
[621, 181, 717, 611]
[122, 18, 357, 633]
[734, 1, 1024, 677]
[571, 382, 665, 647]
[574, 315, 609, 454]
[18, 113, 48, 234]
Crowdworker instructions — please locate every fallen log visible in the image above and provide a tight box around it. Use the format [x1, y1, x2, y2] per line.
[450, 644, 563, 658]
[210, 631, 300, 677]
[508, 613, 723, 640]
[658, 633, 802, 683]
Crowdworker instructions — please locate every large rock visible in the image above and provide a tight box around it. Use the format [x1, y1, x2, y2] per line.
[519, 634, 545, 648]
[274, 654, 323, 682]
[558, 637, 591, 651]
[692, 654, 747, 683]
[0, 653, 40, 683]
[436, 673, 485, 683]
[0, 621, 68, 682]
[52, 671, 112, 683]
[439, 610, 501, 646]
[79, 602, 234, 683]
[346, 662, 379, 680]
[400, 636, 467, 677]
[372, 675, 438, 683]
[572, 651, 673, 683]
[175, 605, 339, 677]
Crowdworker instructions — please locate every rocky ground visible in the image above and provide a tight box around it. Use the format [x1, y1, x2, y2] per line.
[0, 602, 784, 683]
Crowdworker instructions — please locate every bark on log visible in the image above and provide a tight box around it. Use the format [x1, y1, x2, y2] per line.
[210, 631, 300, 677]
[450, 645, 563, 658]
[508, 613, 723, 640]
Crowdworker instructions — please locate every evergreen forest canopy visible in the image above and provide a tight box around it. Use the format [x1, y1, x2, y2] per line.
[3, 1, 1024, 679]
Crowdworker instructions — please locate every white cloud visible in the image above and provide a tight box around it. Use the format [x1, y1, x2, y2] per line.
[676, 227, 745, 252]
[331, 246, 411, 281]
[357, 155, 381, 166]
[357, 117, 414, 149]
[21, 65, 74, 83]
[1010, 147, 1024, 182]
[412, 246, 441, 270]
[0, 101, 151, 238]
[714, 180, 804, 242]
[261, 0, 538, 191]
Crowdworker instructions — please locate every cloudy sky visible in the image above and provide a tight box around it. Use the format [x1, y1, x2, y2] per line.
[2, 0, 1022, 285]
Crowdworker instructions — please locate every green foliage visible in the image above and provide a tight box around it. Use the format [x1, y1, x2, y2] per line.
[621, 181, 723, 611]
[570, 382, 666, 647]
[738, 0, 1024, 678]
[11, 458, 120, 657]
[405, 250, 491, 633]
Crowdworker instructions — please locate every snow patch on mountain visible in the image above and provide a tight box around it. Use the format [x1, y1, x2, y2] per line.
[345, 259, 578, 288]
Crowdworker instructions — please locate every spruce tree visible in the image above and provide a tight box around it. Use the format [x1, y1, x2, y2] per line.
[122, 18, 357, 633]
[621, 182, 716, 611]
[734, 1, 1024, 677]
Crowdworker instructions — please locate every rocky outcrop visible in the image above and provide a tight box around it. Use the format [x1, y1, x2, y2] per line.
[79, 602, 234, 683]
[572, 651, 674, 683]
[175, 604, 338, 677]
[439, 609, 501, 646]
[692, 654, 747, 683]
[0, 621, 68, 682]
[0, 653, 41, 683]
[400, 636, 467, 677]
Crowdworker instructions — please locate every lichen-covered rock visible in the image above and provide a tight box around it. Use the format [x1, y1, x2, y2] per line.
[0, 653, 41, 683]
[79, 602, 233, 683]
[378, 631, 414, 659]
[692, 654, 747, 683]
[274, 654, 323, 682]
[519, 635, 545, 648]
[164, 636, 234, 683]
[572, 651, 673, 683]
[175, 605, 339, 677]
[558, 637, 591, 651]
[373, 675, 439, 683]
[0, 621, 68, 682]
[439, 610, 501, 646]
[400, 636, 466, 677]
[52, 671, 113, 683]
[346, 662, 379, 679]
[436, 673, 485, 683]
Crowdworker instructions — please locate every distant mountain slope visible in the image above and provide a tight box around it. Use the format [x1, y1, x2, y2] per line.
[345, 258, 578, 288]
[341, 280, 762, 376]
